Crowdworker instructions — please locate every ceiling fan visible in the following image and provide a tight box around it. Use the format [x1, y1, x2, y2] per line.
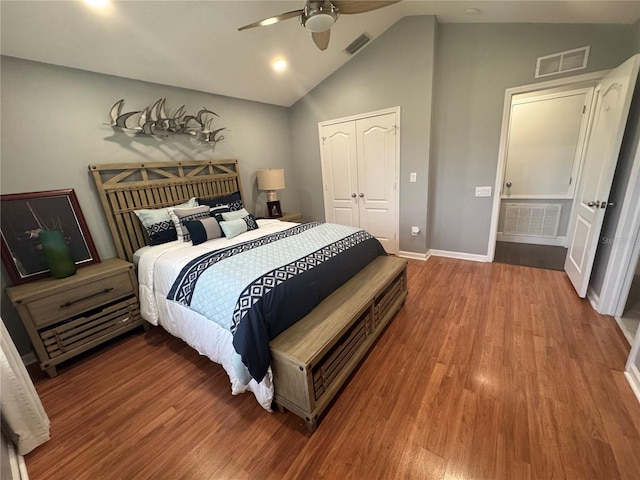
[238, 1, 401, 51]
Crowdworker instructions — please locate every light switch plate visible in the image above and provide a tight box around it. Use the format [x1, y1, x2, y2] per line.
[475, 186, 492, 197]
[410, 172, 417, 183]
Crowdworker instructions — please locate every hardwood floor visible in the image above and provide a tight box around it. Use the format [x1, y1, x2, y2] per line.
[25, 258, 640, 480]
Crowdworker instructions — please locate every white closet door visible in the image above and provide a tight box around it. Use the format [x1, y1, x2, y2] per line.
[356, 113, 397, 253]
[320, 121, 359, 227]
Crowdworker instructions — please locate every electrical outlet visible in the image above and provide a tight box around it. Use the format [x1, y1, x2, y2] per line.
[475, 186, 492, 197]
[410, 172, 417, 183]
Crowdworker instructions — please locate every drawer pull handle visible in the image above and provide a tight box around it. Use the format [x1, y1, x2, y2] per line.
[60, 288, 114, 308]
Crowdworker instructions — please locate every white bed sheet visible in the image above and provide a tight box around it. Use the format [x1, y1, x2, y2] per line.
[137, 219, 297, 410]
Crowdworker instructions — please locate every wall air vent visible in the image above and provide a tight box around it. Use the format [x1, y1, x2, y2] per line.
[504, 203, 562, 238]
[535, 46, 590, 78]
[344, 33, 371, 56]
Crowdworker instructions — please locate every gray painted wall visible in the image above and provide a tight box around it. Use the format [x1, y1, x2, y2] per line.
[430, 23, 638, 255]
[1, 56, 297, 355]
[290, 16, 437, 254]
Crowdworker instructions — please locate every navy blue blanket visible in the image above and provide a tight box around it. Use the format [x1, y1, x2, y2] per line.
[167, 222, 386, 382]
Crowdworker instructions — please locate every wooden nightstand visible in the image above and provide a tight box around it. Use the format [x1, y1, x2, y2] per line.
[6, 258, 144, 377]
[277, 212, 303, 223]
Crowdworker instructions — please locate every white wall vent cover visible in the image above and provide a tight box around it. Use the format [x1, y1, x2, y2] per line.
[504, 203, 562, 237]
[535, 46, 590, 78]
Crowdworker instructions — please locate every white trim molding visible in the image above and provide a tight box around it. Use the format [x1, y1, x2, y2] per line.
[397, 251, 429, 261]
[625, 369, 640, 404]
[496, 234, 566, 247]
[428, 249, 489, 263]
[587, 286, 600, 311]
[626, 329, 640, 405]
[595, 135, 640, 316]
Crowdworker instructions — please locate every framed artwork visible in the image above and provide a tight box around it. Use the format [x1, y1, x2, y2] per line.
[1, 189, 100, 284]
[267, 200, 282, 218]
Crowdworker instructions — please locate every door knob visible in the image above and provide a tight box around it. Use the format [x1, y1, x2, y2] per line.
[359, 193, 364, 198]
[351, 193, 356, 198]
[506, 182, 512, 188]
[587, 201, 600, 207]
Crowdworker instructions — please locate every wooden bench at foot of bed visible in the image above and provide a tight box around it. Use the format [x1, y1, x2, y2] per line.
[269, 256, 408, 432]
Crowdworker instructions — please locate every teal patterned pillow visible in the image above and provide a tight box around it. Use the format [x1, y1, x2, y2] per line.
[219, 214, 259, 239]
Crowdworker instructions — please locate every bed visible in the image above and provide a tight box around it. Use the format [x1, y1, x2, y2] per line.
[90, 160, 407, 429]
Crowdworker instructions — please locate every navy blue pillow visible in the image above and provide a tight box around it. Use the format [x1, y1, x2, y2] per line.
[183, 217, 223, 245]
[198, 191, 243, 211]
[209, 205, 231, 222]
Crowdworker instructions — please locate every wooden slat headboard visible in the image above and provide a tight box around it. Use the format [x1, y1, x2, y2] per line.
[89, 160, 244, 262]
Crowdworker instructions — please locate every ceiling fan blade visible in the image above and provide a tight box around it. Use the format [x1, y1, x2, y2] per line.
[312, 30, 331, 51]
[332, 1, 400, 15]
[238, 9, 303, 31]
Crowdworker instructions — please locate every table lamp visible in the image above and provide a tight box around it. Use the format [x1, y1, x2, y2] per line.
[257, 169, 285, 217]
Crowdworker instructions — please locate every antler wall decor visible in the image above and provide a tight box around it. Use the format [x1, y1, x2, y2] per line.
[107, 98, 226, 143]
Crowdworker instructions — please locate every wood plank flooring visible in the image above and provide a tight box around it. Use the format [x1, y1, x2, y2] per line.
[25, 258, 640, 480]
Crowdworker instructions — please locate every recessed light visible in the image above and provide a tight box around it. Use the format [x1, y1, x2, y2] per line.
[272, 59, 288, 72]
[465, 8, 481, 15]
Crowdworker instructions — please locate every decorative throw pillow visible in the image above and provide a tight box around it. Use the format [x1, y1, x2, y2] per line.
[169, 205, 211, 242]
[183, 217, 223, 245]
[134, 198, 197, 245]
[221, 207, 250, 222]
[210, 204, 231, 222]
[198, 191, 243, 211]
[219, 214, 259, 239]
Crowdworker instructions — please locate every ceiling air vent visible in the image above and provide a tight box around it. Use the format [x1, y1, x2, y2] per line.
[344, 33, 371, 56]
[535, 46, 590, 78]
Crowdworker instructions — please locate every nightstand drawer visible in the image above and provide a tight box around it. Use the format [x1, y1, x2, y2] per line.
[26, 271, 135, 328]
[39, 296, 139, 359]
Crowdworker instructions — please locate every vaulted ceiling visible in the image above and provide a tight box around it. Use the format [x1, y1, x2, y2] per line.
[2, 1, 639, 106]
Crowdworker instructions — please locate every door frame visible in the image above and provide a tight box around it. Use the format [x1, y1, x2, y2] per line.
[595, 141, 640, 316]
[487, 70, 609, 261]
[318, 106, 401, 255]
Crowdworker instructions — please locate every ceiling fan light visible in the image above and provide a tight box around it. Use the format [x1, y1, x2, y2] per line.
[305, 13, 335, 32]
[302, 1, 338, 33]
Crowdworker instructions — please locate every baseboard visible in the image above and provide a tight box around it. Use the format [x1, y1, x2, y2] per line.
[497, 233, 566, 247]
[587, 286, 600, 312]
[614, 316, 634, 346]
[427, 249, 489, 263]
[22, 352, 37, 366]
[397, 251, 429, 261]
[625, 365, 640, 405]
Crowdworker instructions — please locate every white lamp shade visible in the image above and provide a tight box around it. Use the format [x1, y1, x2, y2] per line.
[257, 169, 285, 191]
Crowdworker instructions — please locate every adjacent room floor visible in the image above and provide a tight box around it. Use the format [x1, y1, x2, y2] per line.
[494, 241, 567, 271]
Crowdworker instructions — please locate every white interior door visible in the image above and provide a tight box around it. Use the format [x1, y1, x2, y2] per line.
[565, 55, 640, 297]
[503, 88, 593, 198]
[320, 121, 358, 227]
[356, 113, 397, 253]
